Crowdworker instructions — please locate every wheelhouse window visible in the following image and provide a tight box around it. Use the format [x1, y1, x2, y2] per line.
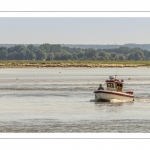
[107, 83, 114, 88]
[107, 83, 110, 87]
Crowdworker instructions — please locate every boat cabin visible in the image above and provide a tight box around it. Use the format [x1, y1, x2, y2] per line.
[105, 76, 123, 92]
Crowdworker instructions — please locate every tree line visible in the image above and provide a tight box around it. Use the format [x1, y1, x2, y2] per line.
[0, 43, 150, 60]
[62, 44, 150, 51]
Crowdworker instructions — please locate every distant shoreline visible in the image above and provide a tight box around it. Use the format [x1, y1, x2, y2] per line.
[0, 64, 147, 68]
[0, 60, 150, 68]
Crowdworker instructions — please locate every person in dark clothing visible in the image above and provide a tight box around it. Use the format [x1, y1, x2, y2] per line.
[117, 83, 123, 92]
[98, 84, 104, 90]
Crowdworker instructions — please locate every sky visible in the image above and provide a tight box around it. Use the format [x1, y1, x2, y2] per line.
[1, 17, 150, 45]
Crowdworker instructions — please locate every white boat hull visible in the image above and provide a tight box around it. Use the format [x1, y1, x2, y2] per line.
[94, 90, 134, 102]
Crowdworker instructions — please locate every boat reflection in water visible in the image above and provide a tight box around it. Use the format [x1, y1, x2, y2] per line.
[94, 76, 134, 102]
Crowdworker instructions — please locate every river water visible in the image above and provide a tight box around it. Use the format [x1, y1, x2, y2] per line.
[0, 67, 150, 133]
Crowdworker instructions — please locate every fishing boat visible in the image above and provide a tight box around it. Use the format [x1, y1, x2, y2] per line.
[94, 76, 134, 101]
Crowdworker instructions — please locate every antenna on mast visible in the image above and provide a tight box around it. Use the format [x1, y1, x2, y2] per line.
[115, 68, 118, 79]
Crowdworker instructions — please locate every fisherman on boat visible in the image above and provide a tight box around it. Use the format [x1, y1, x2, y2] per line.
[98, 84, 104, 90]
[117, 83, 123, 92]
[117, 79, 124, 92]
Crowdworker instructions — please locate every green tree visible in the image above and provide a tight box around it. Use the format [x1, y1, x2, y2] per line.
[134, 50, 145, 60]
[85, 49, 97, 59]
[110, 52, 118, 60]
[36, 50, 46, 60]
[118, 54, 125, 60]
[0, 47, 8, 59]
[98, 51, 111, 60]
[27, 44, 38, 52]
[47, 53, 55, 60]
[77, 50, 85, 59]
[26, 50, 36, 60]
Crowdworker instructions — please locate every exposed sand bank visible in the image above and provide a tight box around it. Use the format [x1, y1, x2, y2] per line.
[0, 63, 147, 68]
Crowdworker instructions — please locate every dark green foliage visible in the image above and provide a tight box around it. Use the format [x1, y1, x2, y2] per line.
[0, 44, 150, 61]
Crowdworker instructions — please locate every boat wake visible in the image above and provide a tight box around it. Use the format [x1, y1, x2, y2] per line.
[135, 99, 150, 102]
[92, 98, 150, 103]
[110, 99, 132, 103]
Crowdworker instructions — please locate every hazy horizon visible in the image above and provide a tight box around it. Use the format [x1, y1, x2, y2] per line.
[1, 17, 150, 45]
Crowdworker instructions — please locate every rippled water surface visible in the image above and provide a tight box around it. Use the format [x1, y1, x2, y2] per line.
[1, 67, 150, 132]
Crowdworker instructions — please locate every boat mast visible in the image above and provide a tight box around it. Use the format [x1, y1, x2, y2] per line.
[115, 68, 118, 79]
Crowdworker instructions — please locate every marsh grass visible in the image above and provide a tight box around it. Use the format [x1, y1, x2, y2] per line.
[0, 60, 150, 67]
